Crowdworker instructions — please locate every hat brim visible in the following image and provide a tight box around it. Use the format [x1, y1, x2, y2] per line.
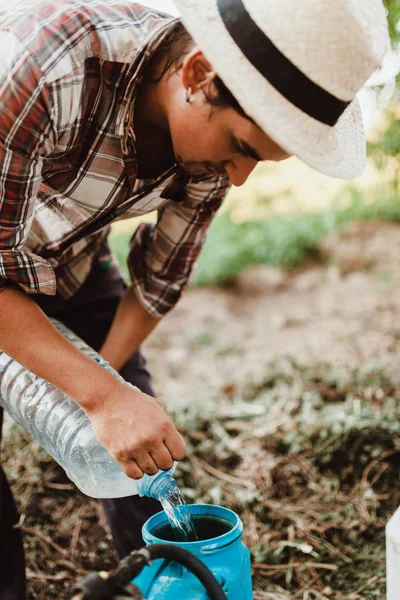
[174, 0, 366, 180]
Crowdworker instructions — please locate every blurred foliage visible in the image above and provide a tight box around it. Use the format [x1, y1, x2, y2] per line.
[368, 107, 400, 191]
[368, 1, 400, 184]
[109, 188, 400, 287]
[385, 0, 400, 45]
[192, 190, 400, 286]
[109, 232, 131, 283]
[109, 2, 400, 288]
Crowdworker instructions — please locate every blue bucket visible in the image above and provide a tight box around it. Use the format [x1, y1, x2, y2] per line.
[131, 504, 253, 600]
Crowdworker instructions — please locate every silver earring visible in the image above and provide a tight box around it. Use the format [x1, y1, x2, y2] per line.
[185, 86, 192, 103]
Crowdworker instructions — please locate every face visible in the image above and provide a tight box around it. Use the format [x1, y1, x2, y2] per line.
[169, 103, 290, 186]
[166, 50, 291, 187]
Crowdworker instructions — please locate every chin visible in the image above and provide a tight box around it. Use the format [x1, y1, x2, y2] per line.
[175, 155, 207, 177]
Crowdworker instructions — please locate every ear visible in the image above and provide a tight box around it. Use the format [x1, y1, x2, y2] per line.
[181, 48, 217, 94]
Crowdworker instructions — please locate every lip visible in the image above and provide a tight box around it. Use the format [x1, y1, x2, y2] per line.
[203, 163, 225, 176]
[189, 165, 215, 177]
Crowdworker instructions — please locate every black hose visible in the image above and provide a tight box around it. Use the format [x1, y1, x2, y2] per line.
[72, 543, 228, 600]
[146, 544, 227, 600]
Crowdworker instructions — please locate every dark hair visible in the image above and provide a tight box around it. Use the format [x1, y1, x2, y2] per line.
[149, 19, 248, 119]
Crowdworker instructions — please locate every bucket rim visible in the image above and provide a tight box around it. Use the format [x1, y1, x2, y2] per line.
[142, 503, 243, 553]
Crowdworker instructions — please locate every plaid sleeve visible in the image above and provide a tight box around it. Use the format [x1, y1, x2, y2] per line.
[128, 174, 230, 317]
[0, 35, 57, 295]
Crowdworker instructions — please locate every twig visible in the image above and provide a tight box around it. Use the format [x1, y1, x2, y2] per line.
[70, 507, 84, 556]
[360, 449, 399, 488]
[292, 573, 322, 598]
[253, 594, 291, 600]
[188, 453, 254, 489]
[19, 525, 70, 559]
[178, 426, 208, 442]
[58, 557, 83, 572]
[254, 562, 338, 572]
[45, 482, 75, 490]
[26, 569, 73, 581]
[349, 574, 381, 597]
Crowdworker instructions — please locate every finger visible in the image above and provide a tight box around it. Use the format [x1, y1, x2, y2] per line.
[164, 431, 187, 462]
[150, 444, 174, 472]
[156, 399, 168, 414]
[123, 460, 144, 480]
[134, 451, 159, 476]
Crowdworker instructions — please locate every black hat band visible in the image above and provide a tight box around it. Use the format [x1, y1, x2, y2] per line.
[216, 0, 351, 126]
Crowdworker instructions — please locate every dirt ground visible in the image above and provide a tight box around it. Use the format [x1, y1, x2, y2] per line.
[144, 221, 400, 406]
[3, 220, 400, 599]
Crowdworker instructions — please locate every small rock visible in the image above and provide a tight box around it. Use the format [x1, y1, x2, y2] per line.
[292, 268, 324, 292]
[236, 266, 288, 295]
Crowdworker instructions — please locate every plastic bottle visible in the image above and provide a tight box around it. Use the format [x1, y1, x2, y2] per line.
[0, 318, 175, 499]
[387, 505, 400, 600]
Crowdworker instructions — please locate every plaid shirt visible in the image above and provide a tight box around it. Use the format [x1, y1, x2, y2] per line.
[0, 0, 229, 317]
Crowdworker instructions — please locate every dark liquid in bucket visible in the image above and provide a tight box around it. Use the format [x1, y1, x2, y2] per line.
[152, 515, 233, 542]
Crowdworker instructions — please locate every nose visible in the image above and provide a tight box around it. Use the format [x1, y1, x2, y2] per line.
[224, 157, 258, 187]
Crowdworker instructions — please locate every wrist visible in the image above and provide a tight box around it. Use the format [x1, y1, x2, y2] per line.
[67, 357, 121, 415]
[99, 287, 160, 371]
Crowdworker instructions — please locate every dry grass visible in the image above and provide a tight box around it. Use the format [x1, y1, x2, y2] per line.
[169, 358, 400, 599]
[3, 221, 400, 599]
[3, 356, 399, 599]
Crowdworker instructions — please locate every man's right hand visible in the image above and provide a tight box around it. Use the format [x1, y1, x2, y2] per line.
[0, 287, 186, 479]
[87, 380, 186, 479]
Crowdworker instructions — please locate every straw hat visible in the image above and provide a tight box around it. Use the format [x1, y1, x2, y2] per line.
[173, 0, 389, 179]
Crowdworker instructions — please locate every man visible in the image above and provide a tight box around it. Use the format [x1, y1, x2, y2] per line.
[0, 0, 388, 597]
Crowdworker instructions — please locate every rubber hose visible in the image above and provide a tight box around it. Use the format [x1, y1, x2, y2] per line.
[72, 543, 228, 600]
[147, 544, 227, 600]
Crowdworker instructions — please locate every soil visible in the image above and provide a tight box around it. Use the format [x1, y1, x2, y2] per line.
[3, 220, 400, 599]
[144, 221, 400, 406]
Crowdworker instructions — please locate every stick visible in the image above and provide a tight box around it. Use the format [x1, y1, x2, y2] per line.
[188, 454, 254, 489]
[27, 569, 73, 581]
[253, 562, 338, 572]
[19, 525, 70, 559]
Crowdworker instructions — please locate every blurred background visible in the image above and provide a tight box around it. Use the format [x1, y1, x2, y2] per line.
[110, 0, 400, 291]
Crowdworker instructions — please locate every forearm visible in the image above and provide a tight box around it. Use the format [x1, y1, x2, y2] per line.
[0, 285, 185, 475]
[100, 285, 160, 371]
[0, 286, 118, 413]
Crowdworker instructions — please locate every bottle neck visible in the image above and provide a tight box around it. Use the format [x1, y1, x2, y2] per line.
[145, 471, 177, 501]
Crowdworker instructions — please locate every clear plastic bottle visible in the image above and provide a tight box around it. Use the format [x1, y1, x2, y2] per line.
[0, 318, 176, 499]
[387, 505, 400, 600]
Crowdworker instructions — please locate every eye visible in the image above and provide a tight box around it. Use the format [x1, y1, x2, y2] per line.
[230, 135, 247, 156]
